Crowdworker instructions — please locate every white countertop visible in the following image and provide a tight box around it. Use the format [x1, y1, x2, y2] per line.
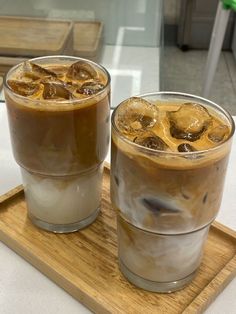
[0, 102, 236, 314]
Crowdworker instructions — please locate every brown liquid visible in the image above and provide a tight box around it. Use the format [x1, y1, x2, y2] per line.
[111, 97, 233, 290]
[111, 99, 233, 233]
[5, 61, 110, 176]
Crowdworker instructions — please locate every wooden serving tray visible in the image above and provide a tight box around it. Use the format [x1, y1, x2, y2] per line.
[0, 16, 72, 57]
[73, 21, 103, 58]
[0, 56, 28, 76]
[0, 166, 236, 313]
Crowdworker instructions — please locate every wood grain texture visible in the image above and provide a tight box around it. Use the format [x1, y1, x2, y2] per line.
[73, 21, 103, 57]
[0, 16, 72, 56]
[0, 56, 28, 76]
[0, 184, 23, 204]
[0, 166, 236, 314]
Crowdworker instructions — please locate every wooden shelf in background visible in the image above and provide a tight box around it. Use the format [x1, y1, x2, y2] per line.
[73, 21, 103, 59]
[0, 16, 72, 57]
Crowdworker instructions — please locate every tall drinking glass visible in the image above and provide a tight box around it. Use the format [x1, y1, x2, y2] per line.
[4, 56, 110, 233]
[111, 92, 234, 292]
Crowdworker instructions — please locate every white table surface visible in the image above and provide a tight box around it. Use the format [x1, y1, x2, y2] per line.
[0, 103, 236, 314]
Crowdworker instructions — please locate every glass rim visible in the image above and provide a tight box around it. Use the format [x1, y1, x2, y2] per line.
[3, 55, 111, 105]
[111, 91, 235, 156]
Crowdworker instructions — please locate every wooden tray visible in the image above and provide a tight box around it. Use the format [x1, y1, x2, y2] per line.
[73, 21, 103, 58]
[0, 166, 236, 313]
[0, 56, 28, 76]
[0, 16, 72, 57]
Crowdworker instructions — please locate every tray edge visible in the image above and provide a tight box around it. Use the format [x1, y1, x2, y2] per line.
[212, 221, 236, 239]
[182, 255, 236, 314]
[0, 228, 111, 314]
[0, 185, 23, 204]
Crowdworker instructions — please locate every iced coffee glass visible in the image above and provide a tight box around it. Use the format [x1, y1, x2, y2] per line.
[111, 92, 234, 292]
[4, 56, 110, 233]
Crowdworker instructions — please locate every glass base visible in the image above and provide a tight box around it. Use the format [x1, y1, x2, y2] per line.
[119, 259, 198, 293]
[28, 207, 100, 233]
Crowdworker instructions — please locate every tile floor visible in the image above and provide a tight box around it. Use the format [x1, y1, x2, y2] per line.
[101, 45, 160, 108]
[162, 46, 236, 115]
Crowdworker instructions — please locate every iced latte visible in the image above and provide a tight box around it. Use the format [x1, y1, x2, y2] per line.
[4, 56, 110, 233]
[111, 92, 234, 292]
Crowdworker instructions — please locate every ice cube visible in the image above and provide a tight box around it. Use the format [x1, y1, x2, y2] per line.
[208, 125, 230, 143]
[64, 81, 80, 93]
[66, 61, 98, 81]
[142, 197, 181, 214]
[178, 143, 196, 152]
[134, 131, 169, 151]
[23, 62, 57, 80]
[42, 82, 71, 100]
[168, 103, 212, 141]
[115, 97, 158, 135]
[77, 80, 105, 95]
[8, 80, 40, 96]
[49, 65, 68, 78]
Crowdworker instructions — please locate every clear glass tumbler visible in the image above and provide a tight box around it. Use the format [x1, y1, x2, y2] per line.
[4, 55, 110, 233]
[111, 92, 234, 292]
